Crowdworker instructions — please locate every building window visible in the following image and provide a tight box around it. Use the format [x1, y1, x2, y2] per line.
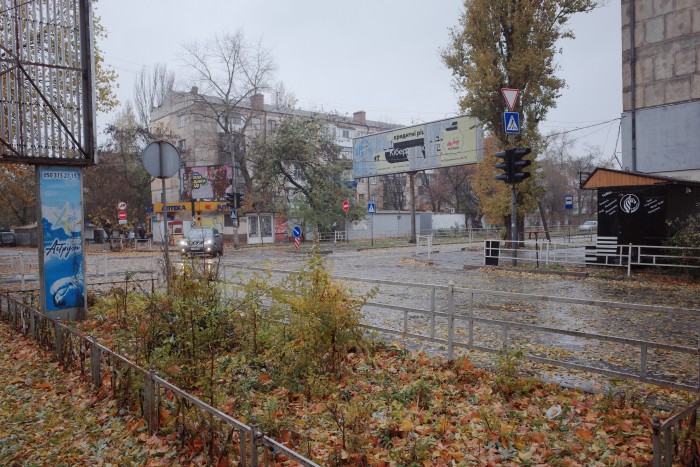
[178, 139, 186, 151]
[177, 115, 186, 128]
[232, 115, 243, 130]
[370, 176, 377, 185]
[342, 129, 350, 138]
[268, 119, 277, 132]
[252, 118, 261, 133]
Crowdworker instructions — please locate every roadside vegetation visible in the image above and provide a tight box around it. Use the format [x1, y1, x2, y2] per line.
[68, 251, 700, 465]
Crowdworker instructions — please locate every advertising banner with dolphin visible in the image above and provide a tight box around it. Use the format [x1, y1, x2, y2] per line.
[38, 167, 85, 320]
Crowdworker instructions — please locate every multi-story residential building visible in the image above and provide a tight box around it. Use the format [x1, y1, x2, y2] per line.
[581, 1, 700, 247]
[621, 0, 700, 180]
[148, 87, 400, 243]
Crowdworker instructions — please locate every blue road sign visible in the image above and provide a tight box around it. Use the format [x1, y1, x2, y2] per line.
[367, 202, 376, 214]
[293, 226, 302, 238]
[230, 209, 237, 220]
[565, 195, 574, 210]
[504, 112, 520, 134]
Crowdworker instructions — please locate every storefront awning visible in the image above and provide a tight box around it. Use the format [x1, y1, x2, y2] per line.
[580, 168, 700, 190]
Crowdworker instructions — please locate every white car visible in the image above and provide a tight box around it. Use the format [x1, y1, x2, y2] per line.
[578, 220, 597, 232]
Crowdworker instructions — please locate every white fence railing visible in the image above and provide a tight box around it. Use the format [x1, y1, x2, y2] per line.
[484, 240, 700, 276]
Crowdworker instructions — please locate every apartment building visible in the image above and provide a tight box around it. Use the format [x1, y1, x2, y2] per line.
[621, 0, 700, 180]
[148, 87, 400, 242]
[580, 1, 700, 247]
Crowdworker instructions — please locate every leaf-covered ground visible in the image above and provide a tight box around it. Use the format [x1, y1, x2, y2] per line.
[3, 306, 698, 465]
[227, 348, 683, 465]
[0, 322, 179, 466]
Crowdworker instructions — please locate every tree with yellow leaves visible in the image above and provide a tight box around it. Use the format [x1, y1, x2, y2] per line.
[442, 0, 598, 238]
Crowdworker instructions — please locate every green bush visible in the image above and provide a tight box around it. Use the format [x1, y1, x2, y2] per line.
[666, 209, 700, 249]
[268, 251, 376, 391]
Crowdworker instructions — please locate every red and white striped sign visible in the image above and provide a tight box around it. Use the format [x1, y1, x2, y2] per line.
[294, 237, 300, 250]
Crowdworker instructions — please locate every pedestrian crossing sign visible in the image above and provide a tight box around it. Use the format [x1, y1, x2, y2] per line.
[503, 112, 520, 134]
[367, 202, 376, 214]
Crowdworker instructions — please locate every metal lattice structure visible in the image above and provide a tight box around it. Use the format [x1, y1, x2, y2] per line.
[0, 0, 96, 165]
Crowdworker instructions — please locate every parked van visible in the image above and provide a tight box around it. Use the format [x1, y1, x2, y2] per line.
[0, 231, 17, 247]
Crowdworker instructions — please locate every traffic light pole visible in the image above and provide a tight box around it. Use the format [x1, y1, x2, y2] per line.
[232, 193, 239, 249]
[495, 143, 531, 267]
[506, 136, 518, 265]
[510, 183, 518, 266]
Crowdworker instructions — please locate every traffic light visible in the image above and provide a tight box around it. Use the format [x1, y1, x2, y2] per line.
[226, 191, 237, 208]
[511, 147, 532, 184]
[226, 192, 244, 207]
[495, 149, 514, 184]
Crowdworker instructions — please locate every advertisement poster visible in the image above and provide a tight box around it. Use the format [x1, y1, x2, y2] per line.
[39, 167, 84, 319]
[198, 214, 225, 231]
[352, 115, 483, 179]
[180, 165, 232, 200]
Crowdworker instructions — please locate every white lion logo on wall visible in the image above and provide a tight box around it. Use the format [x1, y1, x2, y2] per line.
[620, 194, 640, 214]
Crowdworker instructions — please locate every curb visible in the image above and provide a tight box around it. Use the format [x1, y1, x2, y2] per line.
[463, 264, 589, 278]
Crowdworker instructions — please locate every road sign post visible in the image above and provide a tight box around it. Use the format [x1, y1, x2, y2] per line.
[293, 226, 302, 252]
[368, 202, 376, 247]
[342, 201, 350, 244]
[565, 195, 574, 242]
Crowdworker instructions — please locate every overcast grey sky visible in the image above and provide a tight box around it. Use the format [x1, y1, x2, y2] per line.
[97, 0, 622, 159]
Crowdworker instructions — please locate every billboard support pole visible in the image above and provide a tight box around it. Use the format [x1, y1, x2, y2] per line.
[409, 171, 417, 243]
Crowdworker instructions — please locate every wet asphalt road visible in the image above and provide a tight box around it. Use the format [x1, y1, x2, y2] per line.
[5, 242, 699, 394]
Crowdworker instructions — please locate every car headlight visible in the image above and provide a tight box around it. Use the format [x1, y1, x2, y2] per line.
[179, 240, 188, 246]
[204, 239, 213, 245]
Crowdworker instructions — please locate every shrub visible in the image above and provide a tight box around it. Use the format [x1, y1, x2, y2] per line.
[268, 251, 375, 390]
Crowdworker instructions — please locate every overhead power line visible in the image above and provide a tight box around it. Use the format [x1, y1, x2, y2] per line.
[543, 118, 622, 140]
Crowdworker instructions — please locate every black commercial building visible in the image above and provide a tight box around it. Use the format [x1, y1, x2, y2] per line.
[581, 168, 700, 246]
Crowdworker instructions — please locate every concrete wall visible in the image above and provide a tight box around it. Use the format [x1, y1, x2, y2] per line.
[345, 212, 466, 241]
[621, 0, 700, 179]
[14, 225, 37, 247]
[621, 101, 700, 179]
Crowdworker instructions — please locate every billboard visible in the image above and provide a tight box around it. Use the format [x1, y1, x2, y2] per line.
[1, 0, 96, 165]
[38, 167, 85, 319]
[180, 165, 232, 200]
[352, 115, 482, 179]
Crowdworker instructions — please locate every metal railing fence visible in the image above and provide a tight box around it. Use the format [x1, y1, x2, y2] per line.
[3, 253, 699, 464]
[0, 291, 319, 467]
[222, 264, 700, 393]
[484, 239, 700, 276]
[652, 398, 700, 466]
